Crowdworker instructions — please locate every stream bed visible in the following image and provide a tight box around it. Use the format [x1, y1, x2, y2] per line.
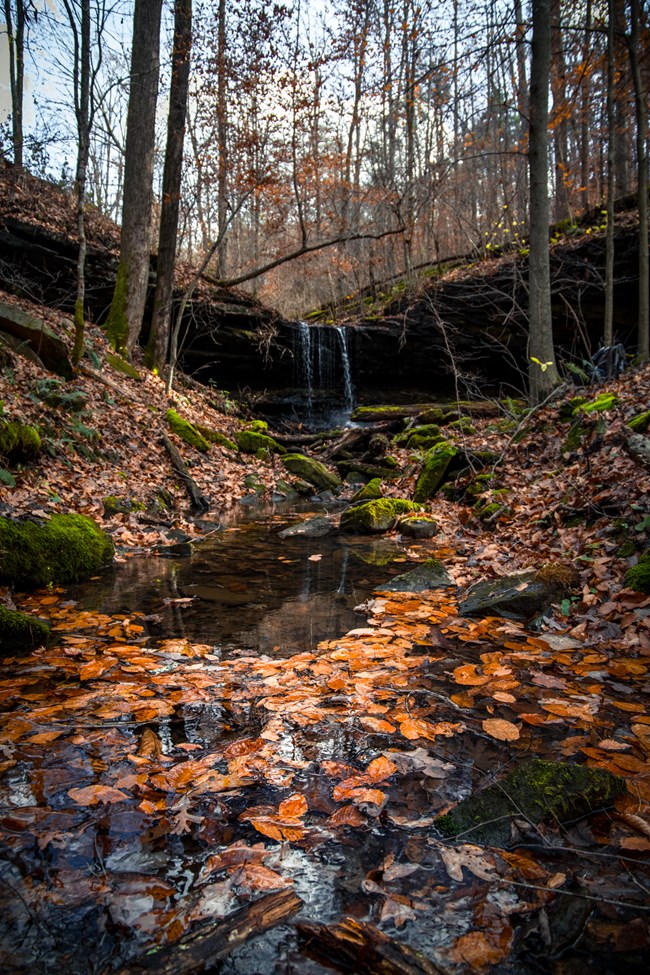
[1, 504, 649, 974]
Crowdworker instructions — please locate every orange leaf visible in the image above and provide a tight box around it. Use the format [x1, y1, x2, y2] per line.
[277, 794, 308, 820]
[482, 718, 521, 741]
[365, 756, 398, 783]
[248, 819, 306, 842]
[359, 716, 396, 734]
[449, 929, 511, 969]
[327, 804, 367, 827]
[68, 784, 129, 806]
[453, 664, 490, 686]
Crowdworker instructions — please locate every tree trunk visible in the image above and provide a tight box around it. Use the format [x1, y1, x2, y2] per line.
[528, 0, 560, 403]
[604, 0, 616, 347]
[215, 0, 228, 277]
[105, 0, 162, 356]
[629, 0, 649, 361]
[146, 0, 192, 374]
[4, 0, 25, 168]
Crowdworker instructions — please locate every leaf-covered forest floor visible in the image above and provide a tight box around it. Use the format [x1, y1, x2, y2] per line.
[1, 182, 650, 972]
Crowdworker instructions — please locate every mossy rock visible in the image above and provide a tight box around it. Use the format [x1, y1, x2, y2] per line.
[166, 409, 210, 453]
[436, 759, 625, 847]
[449, 417, 475, 434]
[0, 420, 41, 463]
[407, 434, 446, 450]
[378, 558, 451, 590]
[559, 396, 588, 421]
[340, 498, 420, 534]
[475, 501, 511, 523]
[396, 514, 441, 539]
[0, 514, 114, 587]
[394, 423, 441, 446]
[617, 539, 637, 559]
[103, 495, 145, 517]
[351, 477, 382, 502]
[236, 430, 286, 456]
[195, 424, 238, 452]
[628, 410, 650, 434]
[574, 392, 620, 415]
[0, 606, 50, 651]
[625, 553, 650, 594]
[464, 472, 496, 499]
[248, 419, 269, 432]
[106, 352, 141, 381]
[414, 442, 458, 502]
[337, 460, 401, 481]
[282, 453, 341, 491]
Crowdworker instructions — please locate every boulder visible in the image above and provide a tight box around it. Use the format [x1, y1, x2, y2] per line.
[377, 559, 453, 592]
[396, 514, 440, 539]
[625, 553, 650, 594]
[459, 570, 562, 620]
[236, 429, 286, 455]
[351, 477, 382, 502]
[166, 409, 210, 452]
[340, 498, 420, 534]
[282, 453, 341, 491]
[278, 516, 336, 539]
[0, 300, 73, 378]
[436, 759, 625, 847]
[0, 513, 114, 587]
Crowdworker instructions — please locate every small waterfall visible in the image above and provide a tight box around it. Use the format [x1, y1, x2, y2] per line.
[293, 321, 355, 424]
[297, 321, 313, 414]
[335, 326, 355, 413]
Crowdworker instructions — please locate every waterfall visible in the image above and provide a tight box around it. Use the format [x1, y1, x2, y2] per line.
[297, 321, 313, 413]
[293, 321, 355, 423]
[335, 326, 355, 413]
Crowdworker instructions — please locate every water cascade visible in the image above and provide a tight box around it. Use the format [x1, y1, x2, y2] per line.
[293, 322, 356, 424]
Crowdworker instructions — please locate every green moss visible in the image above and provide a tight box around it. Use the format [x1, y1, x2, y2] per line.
[0, 606, 50, 650]
[628, 410, 650, 433]
[414, 442, 458, 502]
[574, 392, 620, 415]
[476, 501, 510, 522]
[464, 472, 496, 498]
[394, 423, 441, 446]
[106, 352, 141, 381]
[436, 759, 624, 847]
[105, 261, 130, 353]
[449, 417, 475, 434]
[236, 430, 286, 455]
[0, 514, 114, 587]
[103, 495, 144, 516]
[282, 453, 341, 491]
[195, 424, 238, 452]
[340, 498, 421, 534]
[617, 539, 637, 558]
[0, 420, 41, 463]
[166, 409, 210, 453]
[625, 553, 650, 594]
[351, 477, 382, 502]
[559, 396, 587, 421]
[249, 420, 268, 432]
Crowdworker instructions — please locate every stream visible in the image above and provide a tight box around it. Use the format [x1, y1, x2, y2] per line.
[1, 502, 648, 974]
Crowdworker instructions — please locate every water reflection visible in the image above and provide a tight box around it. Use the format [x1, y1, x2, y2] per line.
[69, 506, 422, 657]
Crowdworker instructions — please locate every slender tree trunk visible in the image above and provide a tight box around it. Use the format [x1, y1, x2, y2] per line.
[629, 0, 649, 360]
[579, 0, 592, 208]
[66, 0, 91, 368]
[215, 0, 228, 276]
[550, 0, 570, 221]
[4, 0, 25, 168]
[146, 0, 192, 373]
[105, 0, 162, 355]
[528, 0, 560, 403]
[604, 0, 616, 347]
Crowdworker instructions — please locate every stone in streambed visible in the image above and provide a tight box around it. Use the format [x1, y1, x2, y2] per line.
[340, 498, 420, 534]
[278, 516, 336, 538]
[458, 570, 563, 621]
[377, 559, 453, 592]
[282, 453, 341, 491]
[436, 759, 625, 847]
[396, 513, 440, 538]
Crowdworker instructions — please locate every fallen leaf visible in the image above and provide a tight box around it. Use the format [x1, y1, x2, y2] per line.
[481, 718, 521, 741]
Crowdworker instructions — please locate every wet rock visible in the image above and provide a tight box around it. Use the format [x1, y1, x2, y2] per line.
[351, 477, 382, 502]
[436, 759, 625, 847]
[0, 606, 50, 651]
[278, 516, 336, 539]
[459, 570, 562, 620]
[340, 498, 420, 534]
[397, 514, 440, 538]
[377, 559, 453, 592]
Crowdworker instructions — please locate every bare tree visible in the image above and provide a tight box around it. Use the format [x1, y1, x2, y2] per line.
[105, 0, 162, 355]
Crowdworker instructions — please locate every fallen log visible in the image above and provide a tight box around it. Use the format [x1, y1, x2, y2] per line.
[297, 917, 445, 975]
[162, 432, 210, 513]
[118, 888, 302, 975]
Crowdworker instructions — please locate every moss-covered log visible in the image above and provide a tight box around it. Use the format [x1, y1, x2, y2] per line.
[166, 409, 210, 452]
[0, 514, 114, 587]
